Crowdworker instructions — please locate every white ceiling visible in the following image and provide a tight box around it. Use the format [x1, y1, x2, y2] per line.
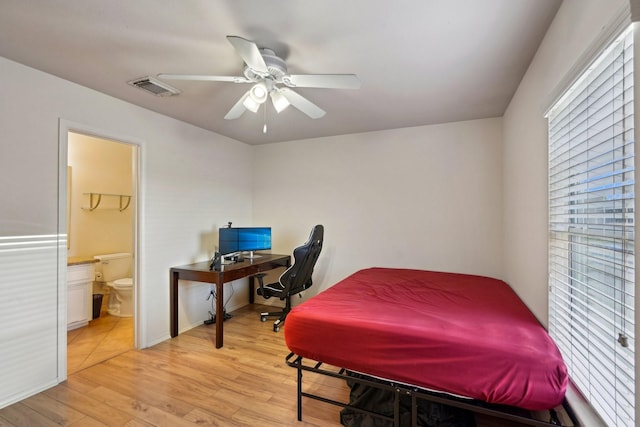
[0, 0, 561, 145]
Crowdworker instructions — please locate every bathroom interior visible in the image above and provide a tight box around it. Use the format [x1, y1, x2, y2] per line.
[66, 132, 136, 374]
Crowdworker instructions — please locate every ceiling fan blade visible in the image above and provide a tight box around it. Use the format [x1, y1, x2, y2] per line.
[158, 74, 251, 83]
[285, 74, 361, 89]
[279, 88, 326, 119]
[226, 36, 269, 75]
[224, 90, 251, 120]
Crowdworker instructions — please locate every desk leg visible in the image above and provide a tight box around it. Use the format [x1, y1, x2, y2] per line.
[170, 270, 179, 337]
[215, 281, 224, 348]
[249, 275, 255, 304]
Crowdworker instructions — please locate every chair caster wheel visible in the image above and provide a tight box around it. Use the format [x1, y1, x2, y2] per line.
[273, 325, 280, 332]
[260, 315, 267, 322]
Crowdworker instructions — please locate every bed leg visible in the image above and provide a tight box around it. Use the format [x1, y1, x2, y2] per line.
[411, 394, 417, 427]
[297, 364, 303, 421]
[393, 389, 400, 427]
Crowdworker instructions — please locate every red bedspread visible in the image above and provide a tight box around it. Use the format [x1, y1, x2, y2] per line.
[284, 268, 568, 410]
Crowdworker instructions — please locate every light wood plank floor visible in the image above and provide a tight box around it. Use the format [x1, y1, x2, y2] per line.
[1, 304, 532, 426]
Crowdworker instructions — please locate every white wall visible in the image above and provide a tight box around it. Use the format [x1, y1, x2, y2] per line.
[0, 55, 253, 407]
[252, 118, 504, 297]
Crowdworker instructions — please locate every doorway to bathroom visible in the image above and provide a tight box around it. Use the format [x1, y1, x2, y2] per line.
[64, 129, 139, 375]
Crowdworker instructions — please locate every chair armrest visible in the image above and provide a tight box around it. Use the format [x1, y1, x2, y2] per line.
[253, 273, 267, 285]
[253, 273, 269, 298]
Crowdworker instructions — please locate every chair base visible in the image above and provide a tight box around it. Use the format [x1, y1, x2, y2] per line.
[255, 273, 298, 332]
[260, 309, 288, 332]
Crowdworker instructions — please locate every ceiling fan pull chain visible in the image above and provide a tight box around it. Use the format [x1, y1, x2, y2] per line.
[263, 103, 268, 134]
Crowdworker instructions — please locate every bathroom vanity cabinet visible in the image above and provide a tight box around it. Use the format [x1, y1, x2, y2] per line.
[67, 259, 96, 330]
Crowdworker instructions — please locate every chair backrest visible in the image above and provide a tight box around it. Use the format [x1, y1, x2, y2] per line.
[279, 224, 324, 296]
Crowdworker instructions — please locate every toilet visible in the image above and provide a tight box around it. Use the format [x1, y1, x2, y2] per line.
[93, 253, 134, 317]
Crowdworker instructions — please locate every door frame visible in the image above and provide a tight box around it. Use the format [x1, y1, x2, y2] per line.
[57, 119, 142, 381]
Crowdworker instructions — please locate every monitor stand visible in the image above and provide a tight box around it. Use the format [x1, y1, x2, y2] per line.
[244, 251, 262, 259]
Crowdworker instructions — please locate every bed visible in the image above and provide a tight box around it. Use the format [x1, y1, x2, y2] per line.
[284, 268, 572, 426]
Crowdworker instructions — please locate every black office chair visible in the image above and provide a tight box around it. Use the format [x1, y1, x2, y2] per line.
[254, 224, 324, 332]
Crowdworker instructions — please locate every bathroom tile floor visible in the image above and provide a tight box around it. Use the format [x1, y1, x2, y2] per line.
[67, 300, 134, 375]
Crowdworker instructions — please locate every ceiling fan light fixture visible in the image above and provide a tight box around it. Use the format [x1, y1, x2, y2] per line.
[242, 95, 260, 113]
[249, 82, 268, 104]
[270, 90, 290, 113]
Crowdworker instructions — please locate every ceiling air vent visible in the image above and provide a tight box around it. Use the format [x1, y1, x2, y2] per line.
[128, 76, 180, 97]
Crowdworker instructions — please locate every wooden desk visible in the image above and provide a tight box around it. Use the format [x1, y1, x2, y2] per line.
[170, 254, 290, 348]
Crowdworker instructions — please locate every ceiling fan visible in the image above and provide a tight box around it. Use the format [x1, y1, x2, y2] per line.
[158, 36, 361, 121]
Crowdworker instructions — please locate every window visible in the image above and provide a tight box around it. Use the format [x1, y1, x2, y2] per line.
[548, 26, 635, 427]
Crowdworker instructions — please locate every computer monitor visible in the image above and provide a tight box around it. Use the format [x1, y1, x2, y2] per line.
[219, 227, 271, 258]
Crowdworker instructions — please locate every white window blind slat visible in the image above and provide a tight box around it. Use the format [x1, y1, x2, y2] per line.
[549, 53, 632, 134]
[549, 75, 632, 149]
[551, 86, 631, 144]
[554, 276, 635, 336]
[547, 26, 635, 427]
[550, 134, 633, 182]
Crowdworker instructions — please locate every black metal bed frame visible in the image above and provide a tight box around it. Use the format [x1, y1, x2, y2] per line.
[285, 353, 579, 427]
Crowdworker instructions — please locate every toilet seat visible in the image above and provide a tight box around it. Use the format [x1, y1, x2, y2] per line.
[112, 278, 133, 289]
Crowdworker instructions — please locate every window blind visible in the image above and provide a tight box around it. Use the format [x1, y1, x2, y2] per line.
[548, 26, 635, 427]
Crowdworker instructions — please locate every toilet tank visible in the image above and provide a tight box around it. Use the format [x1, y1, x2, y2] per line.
[93, 253, 132, 282]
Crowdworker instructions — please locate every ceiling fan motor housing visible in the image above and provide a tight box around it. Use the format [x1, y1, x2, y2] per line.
[243, 48, 288, 82]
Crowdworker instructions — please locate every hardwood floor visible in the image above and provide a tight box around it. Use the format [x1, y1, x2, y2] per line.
[1, 304, 533, 426]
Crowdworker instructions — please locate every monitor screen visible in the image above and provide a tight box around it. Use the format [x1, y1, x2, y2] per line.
[218, 228, 239, 255]
[219, 227, 271, 256]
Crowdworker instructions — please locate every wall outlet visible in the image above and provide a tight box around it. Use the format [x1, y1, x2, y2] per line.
[95, 272, 103, 281]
